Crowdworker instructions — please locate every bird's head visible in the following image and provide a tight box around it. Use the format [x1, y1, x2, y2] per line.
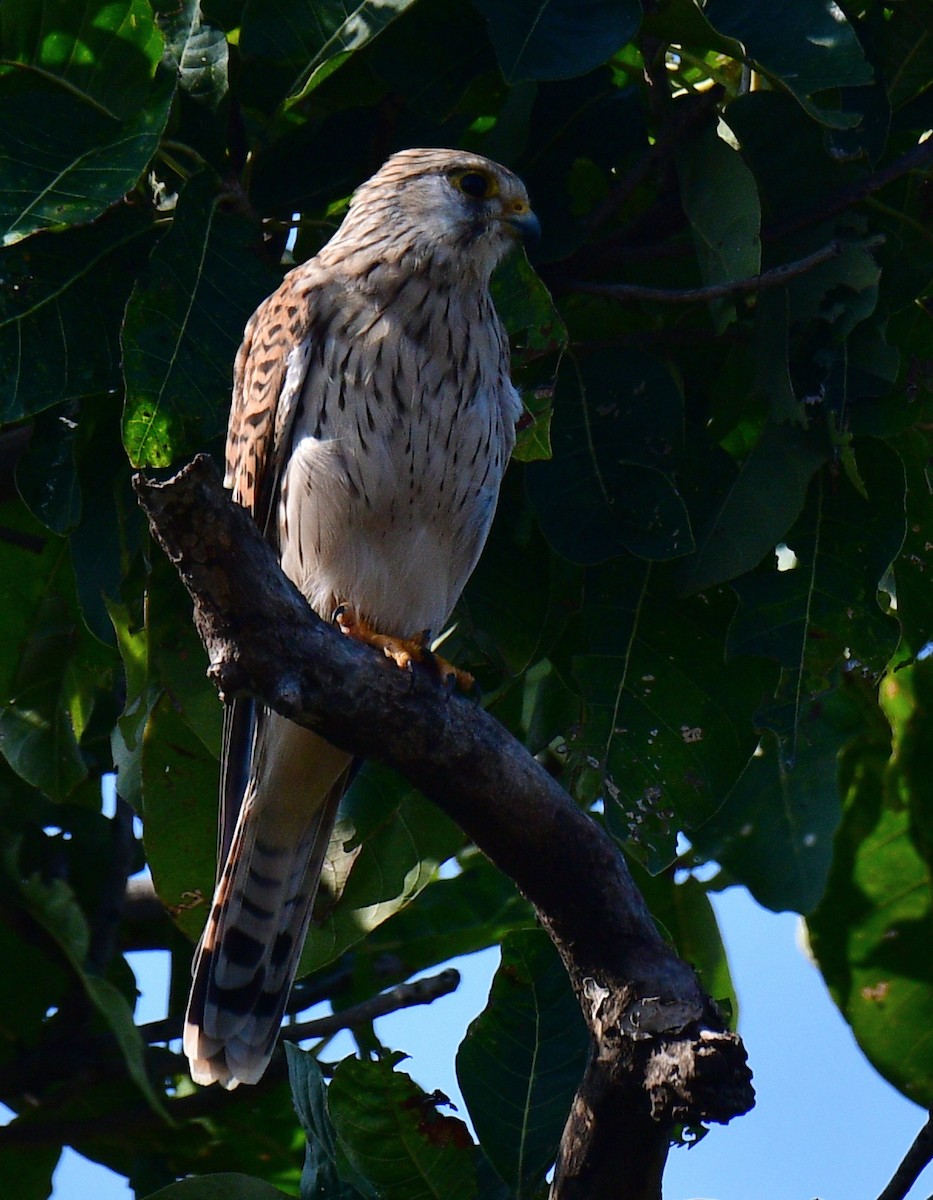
[328, 148, 540, 280]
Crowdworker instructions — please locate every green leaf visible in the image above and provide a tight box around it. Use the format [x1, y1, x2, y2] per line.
[808, 661, 933, 1104]
[121, 170, 279, 467]
[456, 930, 588, 1196]
[14, 404, 82, 534]
[13, 848, 169, 1120]
[675, 121, 760, 329]
[0, 1145, 59, 1200]
[147, 1175, 293, 1200]
[344, 854, 533, 1003]
[527, 351, 694, 564]
[876, 0, 933, 110]
[681, 421, 828, 594]
[569, 560, 778, 869]
[286, 1044, 373, 1199]
[0, 501, 117, 800]
[728, 439, 904, 734]
[890, 430, 933, 658]
[240, 0, 418, 107]
[692, 442, 905, 913]
[703, 0, 873, 127]
[0, 68, 173, 246]
[328, 1054, 477, 1200]
[136, 692, 219, 942]
[0, 206, 154, 421]
[157, 0, 229, 108]
[722, 91, 866, 223]
[472, 0, 640, 84]
[0, 0, 165, 120]
[298, 765, 465, 976]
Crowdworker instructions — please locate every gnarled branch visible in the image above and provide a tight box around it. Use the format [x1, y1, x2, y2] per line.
[133, 455, 754, 1200]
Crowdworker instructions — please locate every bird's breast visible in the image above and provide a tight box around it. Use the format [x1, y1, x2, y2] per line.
[276, 286, 518, 637]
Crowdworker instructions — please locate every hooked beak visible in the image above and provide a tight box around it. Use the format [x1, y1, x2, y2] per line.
[502, 200, 541, 250]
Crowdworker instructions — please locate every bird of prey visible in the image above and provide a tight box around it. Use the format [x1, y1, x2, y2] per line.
[183, 148, 539, 1088]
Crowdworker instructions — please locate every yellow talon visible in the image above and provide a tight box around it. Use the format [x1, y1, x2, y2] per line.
[334, 606, 474, 691]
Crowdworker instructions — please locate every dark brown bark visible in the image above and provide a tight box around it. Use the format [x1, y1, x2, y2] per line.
[133, 455, 754, 1200]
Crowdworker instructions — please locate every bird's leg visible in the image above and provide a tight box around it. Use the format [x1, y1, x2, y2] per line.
[333, 605, 475, 691]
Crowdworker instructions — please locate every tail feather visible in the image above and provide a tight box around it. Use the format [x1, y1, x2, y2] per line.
[184, 714, 351, 1088]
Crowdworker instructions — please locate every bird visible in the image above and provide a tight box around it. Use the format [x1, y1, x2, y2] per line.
[183, 148, 539, 1088]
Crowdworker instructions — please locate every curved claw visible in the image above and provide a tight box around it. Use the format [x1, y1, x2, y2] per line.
[335, 605, 474, 691]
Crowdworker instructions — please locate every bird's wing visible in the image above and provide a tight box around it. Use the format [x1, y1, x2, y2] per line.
[217, 271, 316, 872]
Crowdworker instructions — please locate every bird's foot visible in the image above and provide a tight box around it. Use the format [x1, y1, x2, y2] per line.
[333, 606, 474, 692]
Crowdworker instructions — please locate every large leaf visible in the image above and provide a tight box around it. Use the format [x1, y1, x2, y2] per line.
[728, 438, 904, 738]
[343, 854, 534, 1004]
[808, 661, 933, 1105]
[0, 207, 154, 421]
[675, 120, 761, 330]
[472, 0, 640, 84]
[0, 500, 118, 800]
[527, 350, 693, 564]
[0, 47, 173, 243]
[286, 1044, 374, 1199]
[298, 765, 465, 976]
[328, 1053, 477, 1200]
[456, 930, 588, 1196]
[240, 0, 419, 107]
[122, 169, 280, 467]
[7, 842, 169, 1120]
[0, 1146, 59, 1200]
[569, 560, 777, 869]
[873, 0, 933, 111]
[0, 0, 164, 119]
[703, 0, 873, 127]
[681, 421, 828, 594]
[691, 441, 905, 912]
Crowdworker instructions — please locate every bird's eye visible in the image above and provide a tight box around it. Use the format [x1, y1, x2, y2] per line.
[455, 171, 496, 200]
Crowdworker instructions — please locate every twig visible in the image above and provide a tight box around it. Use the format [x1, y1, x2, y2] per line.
[132, 456, 755, 1200]
[764, 136, 933, 243]
[280, 969, 461, 1043]
[877, 1110, 933, 1200]
[567, 237, 880, 305]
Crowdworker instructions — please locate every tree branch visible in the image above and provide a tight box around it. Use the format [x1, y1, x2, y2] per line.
[566, 237, 878, 305]
[876, 1109, 933, 1200]
[132, 456, 754, 1200]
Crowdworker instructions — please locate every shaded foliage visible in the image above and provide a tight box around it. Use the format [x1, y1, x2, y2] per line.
[0, 0, 932, 1195]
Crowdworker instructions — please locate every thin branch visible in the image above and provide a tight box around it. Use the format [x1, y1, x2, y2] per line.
[877, 1110, 933, 1200]
[280, 969, 461, 1043]
[132, 457, 754, 1200]
[764, 135, 933, 243]
[139, 966, 456, 1047]
[567, 237, 874, 305]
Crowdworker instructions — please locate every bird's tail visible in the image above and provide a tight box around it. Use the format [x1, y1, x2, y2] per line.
[183, 716, 351, 1088]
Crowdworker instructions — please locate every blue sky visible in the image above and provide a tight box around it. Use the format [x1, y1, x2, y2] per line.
[49, 886, 933, 1199]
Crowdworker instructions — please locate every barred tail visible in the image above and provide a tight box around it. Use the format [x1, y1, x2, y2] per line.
[184, 716, 351, 1088]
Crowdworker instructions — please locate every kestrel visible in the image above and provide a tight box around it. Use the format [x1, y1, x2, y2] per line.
[183, 148, 539, 1088]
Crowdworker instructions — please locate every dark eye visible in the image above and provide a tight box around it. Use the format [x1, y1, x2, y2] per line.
[457, 171, 492, 199]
